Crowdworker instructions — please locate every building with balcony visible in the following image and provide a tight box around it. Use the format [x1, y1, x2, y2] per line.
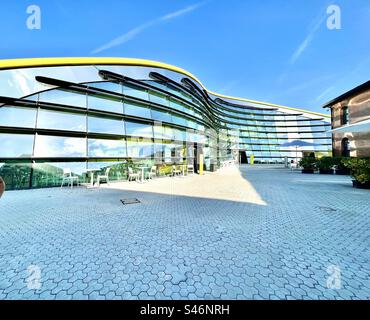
[0, 58, 332, 190]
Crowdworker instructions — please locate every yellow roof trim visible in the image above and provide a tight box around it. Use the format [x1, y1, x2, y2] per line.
[0, 57, 329, 118]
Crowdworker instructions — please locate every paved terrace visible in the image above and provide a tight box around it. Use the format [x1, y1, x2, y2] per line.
[0, 165, 369, 300]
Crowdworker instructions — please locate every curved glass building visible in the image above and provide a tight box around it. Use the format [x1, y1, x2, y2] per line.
[0, 58, 331, 190]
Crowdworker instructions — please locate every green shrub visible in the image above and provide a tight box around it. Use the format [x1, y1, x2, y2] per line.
[342, 158, 370, 184]
[333, 157, 349, 170]
[316, 157, 351, 173]
[299, 157, 317, 170]
[317, 157, 334, 170]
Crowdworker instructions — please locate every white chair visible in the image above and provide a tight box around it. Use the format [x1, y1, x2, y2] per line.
[187, 164, 195, 174]
[172, 165, 181, 177]
[97, 167, 111, 186]
[146, 166, 157, 180]
[128, 167, 139, 181]
[289, 162, 299, 170]
[61, 168, 79, 188]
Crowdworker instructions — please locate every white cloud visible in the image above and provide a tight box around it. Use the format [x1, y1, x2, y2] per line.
[91, 1, 208, 54]
[290, 11, 326, 64]
[315, 86, 335, 102]
[159, 2, 206, 21]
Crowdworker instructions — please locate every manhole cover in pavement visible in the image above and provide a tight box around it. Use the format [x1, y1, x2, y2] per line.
[120, 198, 141, 205]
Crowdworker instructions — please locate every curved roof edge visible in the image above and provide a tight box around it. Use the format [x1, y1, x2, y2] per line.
[0, 57, 329, 118]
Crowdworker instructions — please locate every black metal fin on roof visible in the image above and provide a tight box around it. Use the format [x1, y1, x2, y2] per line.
[35, 76, 123, 99]
[99, 69, 216, 128]
[35, 73, 216, 130]
[149, 71, 217, 118]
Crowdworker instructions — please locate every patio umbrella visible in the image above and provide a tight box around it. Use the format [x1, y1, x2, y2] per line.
[328, 118, 370, 133]
[279, 140, 321, 163]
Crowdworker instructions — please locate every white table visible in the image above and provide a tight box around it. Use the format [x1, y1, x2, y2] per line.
[138, 167, 149, 183]
[86, 169, 100, 187]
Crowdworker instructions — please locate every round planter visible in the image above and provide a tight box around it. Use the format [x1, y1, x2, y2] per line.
[302, 169, 315, 174]
[0, 177, 5, 199]
[319, 169, 334, 174]
[352, 180, 370, 189]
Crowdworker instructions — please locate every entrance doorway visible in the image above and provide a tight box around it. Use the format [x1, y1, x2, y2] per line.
[341, 138, 350, 157]
[239, 151, 248, 164]
[193, 143, 204, 173]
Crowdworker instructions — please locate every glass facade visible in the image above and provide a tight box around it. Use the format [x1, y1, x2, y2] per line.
[0, 61, 332, 189]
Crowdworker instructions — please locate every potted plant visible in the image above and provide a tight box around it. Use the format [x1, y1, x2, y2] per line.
[343, 158, 370, 189]
[317, 157, 334, 174]
[333, 157, 350, 175]
[299, 157, 317, 174]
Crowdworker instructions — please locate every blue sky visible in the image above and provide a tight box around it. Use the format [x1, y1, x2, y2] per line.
[1, 0, 370, 113]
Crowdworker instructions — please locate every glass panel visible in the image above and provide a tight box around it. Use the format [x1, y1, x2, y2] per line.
[24, 93, 39, 101]
[172, 143, 185, 163]
[154, 126, 175, 140]
[127, 139, 154, 158]
[124, 101, 152, 119]
[148, 90, 169, 106]
[143, 80, 168, 92]
[186, 120, 198, 130]
[123, 85, 148, 100]
[34, 135, 86, 157]
[127, 159, 156, 176]
[88, 138, 126, 157]
[37, 109, 86, 132]
[186, 145, 194, 158]
[39, 89, 86, 108]
[125, 121, 153, 138]
[0, 161, 32, 189]
[87, 161, 128, 182]
[31, 161, 87, 188]
[88, 116, 124, 135]
[173, 128, 186, 141]
[88, 81, 122, 94]
[164, 144, 173, 163]
[0, 106, 36, 128]
[87, 94, 124, 114]
[0, 65, 101, 99]
[151, 109, 172, 123]
[171, 115, 187, 126]
[168, 86, 192, 102]
[169, 98, 186, 112]
[154, 143, 165, 161]
[0, 133, 34, 157]
[153, 124, 164, 140]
